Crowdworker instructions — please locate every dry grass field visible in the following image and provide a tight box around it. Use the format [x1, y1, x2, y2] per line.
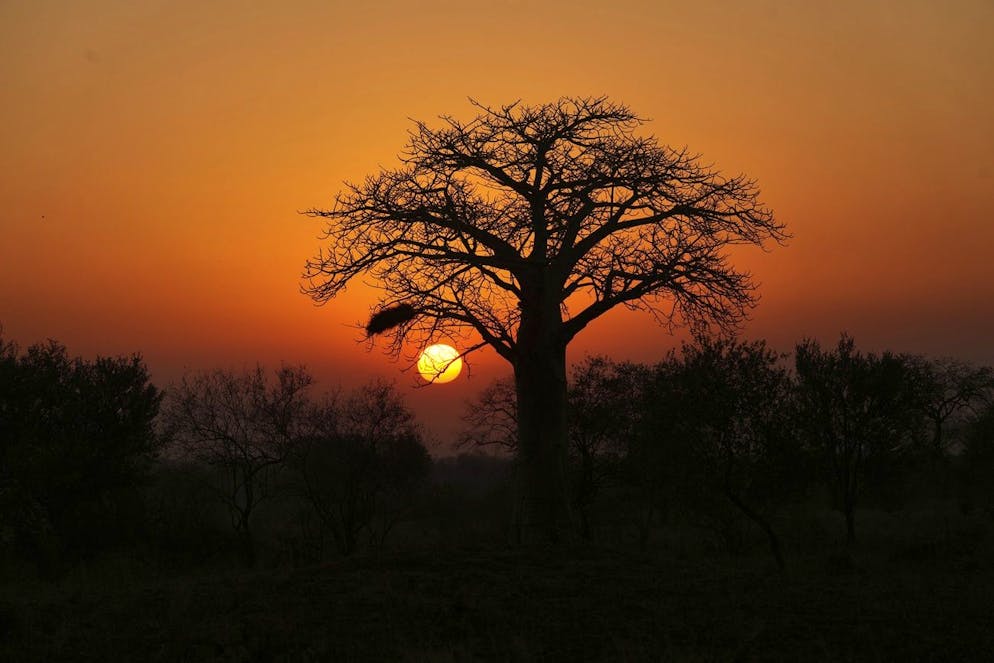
[2, 534, 991, 662]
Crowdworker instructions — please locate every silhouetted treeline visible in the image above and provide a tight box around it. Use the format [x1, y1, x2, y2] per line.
[0, 334, 432, 577]
[0, 336, 162, 575]
[459, 334, 994, 565]
[2, 330, 994, 581]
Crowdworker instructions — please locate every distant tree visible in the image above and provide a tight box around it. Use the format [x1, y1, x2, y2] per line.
[626, 356, 678, 549]
[794, 335, 922, 545]
[457, 378, 523, 540]
[303, 97, 787, 541]
[960, 401, 994, 517]
[458, 377, 518, 452]
[911, 357, 994, 463]
[163, 365, 314, 565]
[295, 381, 430, 555]
[0, 332, 19, 500]
[567, 356, 649, 540]
[667, 337, 801, 569]
[0, 335, 162, 568]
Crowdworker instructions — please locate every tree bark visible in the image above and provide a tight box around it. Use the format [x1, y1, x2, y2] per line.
[514, 311, 574, 544]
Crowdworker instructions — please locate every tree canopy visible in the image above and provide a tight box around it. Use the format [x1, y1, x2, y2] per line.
[303, 97, 786, 361]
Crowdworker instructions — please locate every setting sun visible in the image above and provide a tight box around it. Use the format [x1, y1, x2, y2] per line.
[417, 344, 463, 384]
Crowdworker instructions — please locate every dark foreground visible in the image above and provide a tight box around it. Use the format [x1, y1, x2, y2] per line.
[1, 545, 990, 662]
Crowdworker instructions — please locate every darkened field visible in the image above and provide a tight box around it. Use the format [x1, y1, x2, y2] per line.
[4, 335, 994, 661]
[2, 537, 991, 662]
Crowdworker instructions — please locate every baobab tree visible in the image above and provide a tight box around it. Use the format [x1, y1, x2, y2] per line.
[303, 97, 786, 542]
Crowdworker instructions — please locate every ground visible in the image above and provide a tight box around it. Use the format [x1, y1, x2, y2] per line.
[1, 543, 990, 662]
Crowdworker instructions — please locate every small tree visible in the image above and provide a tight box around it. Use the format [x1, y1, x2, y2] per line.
[295, 381, 430, 555]
[960, 401, 994, 517]
[627, 354, 691, 549]
[458, 377, 518, 452]
[304, 97, 786, 541]
[0, 330, 19, 451]
[794, 335, 922, 545]
[0, 335, 162, 567]
[163, 365, 314, 565]
[912, 357, 994, 467]
[667, 337, 801, 569]
[567, 356, 648, 540]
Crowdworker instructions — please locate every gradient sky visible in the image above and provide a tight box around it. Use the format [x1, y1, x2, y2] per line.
[2, 0, 993, 448]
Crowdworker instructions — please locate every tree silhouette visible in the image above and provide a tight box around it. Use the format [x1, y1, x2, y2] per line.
[961, 401, 994, 516]
[458, 376, 518, 453]
[303, 97, 786, 541]
[294, 380, 430, 556]
[794, 335, 922, 545]
[567, 357, 649, 540]
[913, 358, 994, 461]
[0, 335, 162, 571]
[665, 337, 801, 569]
[163, 365, 314, 565]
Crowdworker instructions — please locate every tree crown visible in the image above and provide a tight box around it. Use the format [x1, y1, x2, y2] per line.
[303, 97, 786, 362]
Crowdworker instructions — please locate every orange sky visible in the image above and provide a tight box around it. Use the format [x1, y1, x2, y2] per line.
[2, 0, 993, 448]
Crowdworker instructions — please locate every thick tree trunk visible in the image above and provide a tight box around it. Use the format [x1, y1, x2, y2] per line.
[514, 328, 574, 544]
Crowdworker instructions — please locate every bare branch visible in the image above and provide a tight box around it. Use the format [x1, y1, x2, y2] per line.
[303, 96, 786, 363]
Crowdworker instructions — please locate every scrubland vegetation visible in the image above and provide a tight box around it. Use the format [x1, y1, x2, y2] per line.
[2, 330, 993, 661]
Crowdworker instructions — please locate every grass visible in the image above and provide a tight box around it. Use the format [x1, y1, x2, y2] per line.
[1, 539, 991, 662]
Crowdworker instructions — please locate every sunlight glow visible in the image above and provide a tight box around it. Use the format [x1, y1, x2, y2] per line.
[417, 344, 463, 384]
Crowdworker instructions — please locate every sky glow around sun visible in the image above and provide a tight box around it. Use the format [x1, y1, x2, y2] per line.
[417, 344, 463, 384]
[1, 0, 993, 445]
